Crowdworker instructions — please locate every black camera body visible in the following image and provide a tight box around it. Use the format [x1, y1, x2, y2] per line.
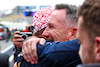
[18, 32, 32, 41]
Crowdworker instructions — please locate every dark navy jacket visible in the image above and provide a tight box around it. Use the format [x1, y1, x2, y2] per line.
[17, 39, 82, 67]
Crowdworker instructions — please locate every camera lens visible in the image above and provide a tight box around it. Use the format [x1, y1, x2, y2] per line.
[22, 35, 26, 40]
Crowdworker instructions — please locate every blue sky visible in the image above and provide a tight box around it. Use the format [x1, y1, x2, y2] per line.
[0, 0, 84, 10]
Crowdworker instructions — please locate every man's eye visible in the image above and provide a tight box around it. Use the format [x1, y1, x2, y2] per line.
[49, 26, 53, 28]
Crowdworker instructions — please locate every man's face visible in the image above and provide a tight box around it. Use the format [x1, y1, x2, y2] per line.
[42, 9, 72, 42]
[77, 16, 96, 64]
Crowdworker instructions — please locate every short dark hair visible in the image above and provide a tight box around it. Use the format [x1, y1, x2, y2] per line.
[77, 0, 100, 42]
[55, 4, 78, 28]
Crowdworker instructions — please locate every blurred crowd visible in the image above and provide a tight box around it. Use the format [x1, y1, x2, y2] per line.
[0, 24, 32, 42]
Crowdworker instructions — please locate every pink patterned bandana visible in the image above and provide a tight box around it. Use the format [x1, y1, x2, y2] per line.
[31, 7, 55, 34]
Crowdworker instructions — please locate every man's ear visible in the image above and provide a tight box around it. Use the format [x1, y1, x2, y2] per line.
[95, 37, 100, 62]
[72, 27, 77, 36]
[68, 27, 77, 41]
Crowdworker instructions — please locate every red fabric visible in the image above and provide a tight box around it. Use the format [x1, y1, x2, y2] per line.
[23, 28, 29, 32]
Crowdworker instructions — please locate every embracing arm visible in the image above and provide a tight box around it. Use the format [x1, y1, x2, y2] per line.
[22, 36, 46, 64]
[20, 39, 81, 67]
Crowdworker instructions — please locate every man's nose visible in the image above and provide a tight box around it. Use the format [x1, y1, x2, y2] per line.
[42, 29, 49, 36]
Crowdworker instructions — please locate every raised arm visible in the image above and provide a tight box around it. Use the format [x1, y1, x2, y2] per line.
[12, 31, 24, 48]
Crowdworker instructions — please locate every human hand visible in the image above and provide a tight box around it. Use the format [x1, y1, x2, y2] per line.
[22, 36, 46, 64]
[12, 31, 24, 48]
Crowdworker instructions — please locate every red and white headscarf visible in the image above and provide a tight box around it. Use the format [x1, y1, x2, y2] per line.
[31, 7, 55, 34]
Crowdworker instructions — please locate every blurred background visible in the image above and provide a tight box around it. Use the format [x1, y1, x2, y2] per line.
[0, 0, 84, 67]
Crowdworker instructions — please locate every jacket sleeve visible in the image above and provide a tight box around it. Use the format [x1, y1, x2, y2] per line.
[21, 39, 82, 67]
[36, 39, 81, 67]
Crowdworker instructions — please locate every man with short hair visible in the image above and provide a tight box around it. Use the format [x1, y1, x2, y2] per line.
[42, 4, 78, 42]
[15, 4, 81, 67]
[22, 4, 79, 64]
[76, 0, 100, 66]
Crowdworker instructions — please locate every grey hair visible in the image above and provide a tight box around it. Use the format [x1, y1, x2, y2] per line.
[55, 4, 78, 27]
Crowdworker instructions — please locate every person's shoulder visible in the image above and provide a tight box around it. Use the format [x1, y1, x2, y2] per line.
[37, 39, 80, 55]
[41, 39, 80, 54]
[51, 39, 80, 50]
[51, 39, 79, 45]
